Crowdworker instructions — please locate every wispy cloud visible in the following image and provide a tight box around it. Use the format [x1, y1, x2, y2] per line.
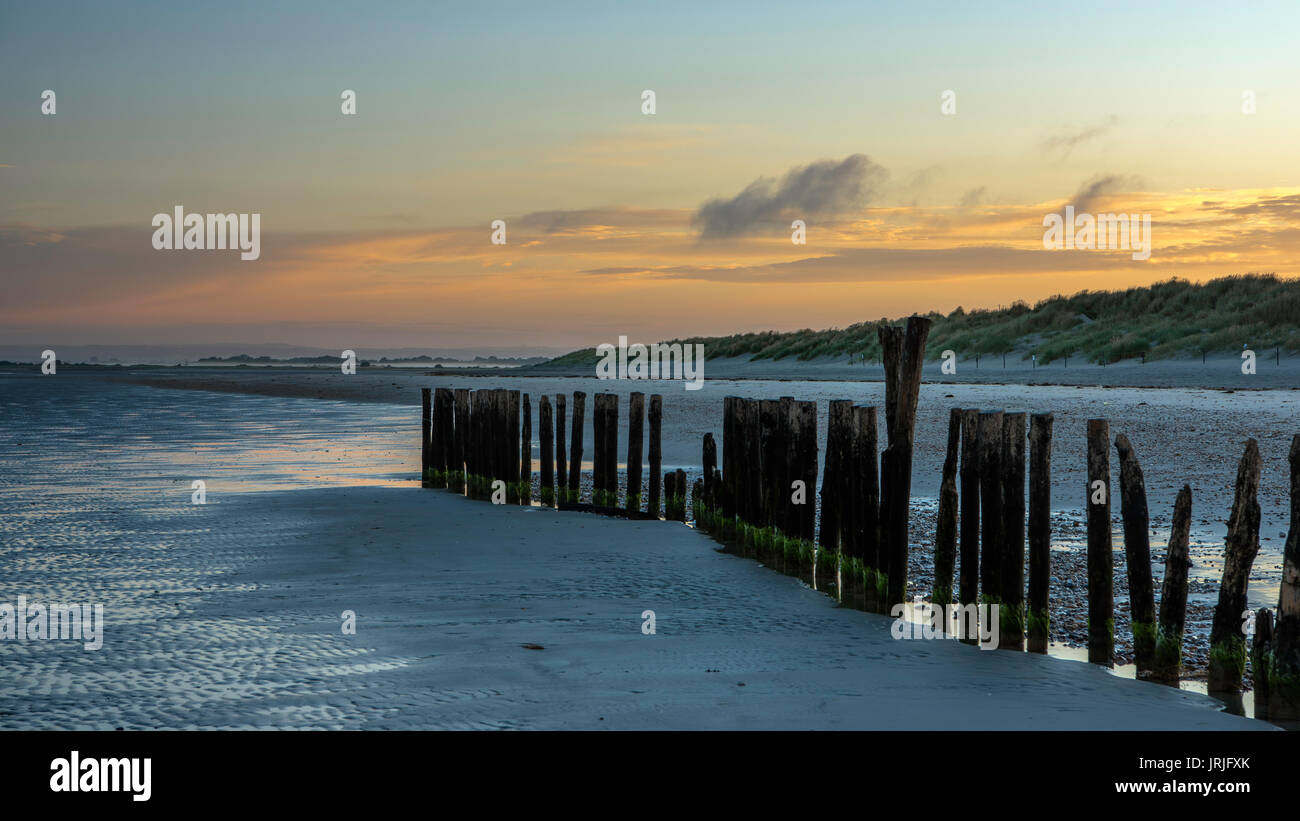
[1040, 115, 1119, 159]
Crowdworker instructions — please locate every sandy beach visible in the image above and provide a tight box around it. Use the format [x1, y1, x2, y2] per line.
[0, 369, 1284, 729]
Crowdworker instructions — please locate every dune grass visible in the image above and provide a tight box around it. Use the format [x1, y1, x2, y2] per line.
[542, 274, 1300, 367]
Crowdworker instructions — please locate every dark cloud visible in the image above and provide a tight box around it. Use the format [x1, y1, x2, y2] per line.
[692, 154, 887, 238]
[1040, 116, 1118, 158]
[1070, 173, 1144, 212]
[958, 187, 987, 208]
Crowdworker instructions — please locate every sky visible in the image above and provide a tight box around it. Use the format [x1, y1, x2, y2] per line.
[3, 0, 1300, 353]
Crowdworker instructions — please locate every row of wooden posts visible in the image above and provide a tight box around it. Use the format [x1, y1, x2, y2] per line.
[421, 387, 688, 519]
[418, 319, 1300, 719]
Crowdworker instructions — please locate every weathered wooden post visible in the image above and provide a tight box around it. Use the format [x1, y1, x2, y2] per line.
[778, 397, 796, 536]
[648, 394, 663, 517]
[507, 390, 521, 504]
[467, 389, 482, 498]
[421, 388, 432, 487]
[932, 408, 961, 624]
[853, 405, 880, 568]
[520, 393, 532, 504]
[627, 392, 644, 513]
[1027, 413, 1053, 653]
[453, 388, 470, 493]
[1271, 435, 1300, 718]
[1000, 412, 1026, 651]
[1153, 486, 1193, 683]
[675, 468, 687, 522]
[539, 396, 554, 506]
[702, 432, 718, 521]
[742, 399, 762, 526]
[435, 388, 455, 490]
[567, 391, 586, 505]
[877, 316, 932, 608]
[493, 389, 508, 500]
[555, 394, 567, 504]
[959, 409, 981, 614]
[592, 394, 608, 507]
[1208, 438, 1262, 692]
[978, 411, 1004, 605]
[796, 400, 819, 543]
[1086, 418, 1114, 666]
[721, 396, 737, 523]
[819, 399, 853, 556]
[1253, 608, 1274, 710]
[1115, 433, 1156, 673]
[606, 393, 620, 509]
[758, 399, 779, 530]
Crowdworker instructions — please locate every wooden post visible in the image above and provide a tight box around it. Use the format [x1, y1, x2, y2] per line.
[648, 394, 663, 517]
[1208, 438, 1262, 692]
[507, 390, 521, 504]
[1027, 413, 1054, 653]
[1000, 412, 1026, 651]
[1115, 433, 1156, 674]
[539, 396, 554, 506]
[959, 409, 981, 610]
[1153, 486, 1193, 683]
[1272, 435, 1300, 717]
[1086, 418, 1114, 666]
[1253, 608, 1274, 710]
[877, 316, 932, 608]
[435, 388, 455, 490]
[759, 399, 781, 530]
[797, 400, 818, 543]
[453, 388, 470, 493]
[467, 389, 482, 499]
[932, 408, 961, 620]
[852, 406, 879, 563]
[421, 388, 432, 487]
[820, 400, 852, 555]
[777, 398, 796, 535]
[721, 396, 737, 522]
[567, 391, 586, 505]
[702, 432, 718, 516]
[675, 468, 687, 522]
[520, 393, 531, 504]
[627, 392, 644, 513]
[606, 393, 620, 510]
[592, 394, 608, 507]
[978, 411, 1004, 605]
[554, 394, 566, 504]
[742, 399, 762, 525]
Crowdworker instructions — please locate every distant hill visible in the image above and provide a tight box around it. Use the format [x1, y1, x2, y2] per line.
[543, 274, 1300, 366]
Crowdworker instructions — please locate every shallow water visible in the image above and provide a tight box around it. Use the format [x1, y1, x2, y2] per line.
[0, 374, 416, 728]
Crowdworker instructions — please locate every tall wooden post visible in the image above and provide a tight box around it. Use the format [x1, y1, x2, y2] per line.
[742, 399, 762, 525]
[627, 392, 644, 513]
[539, 396, 554, 506]
[468, 389, 483, 499]
[877, 316, 932, 608]
[434, 388, 455, 490]
[592, 394, 608, 507]
[1153, 486, 1193, 683]
[1086, 419, 1114, 666]
[702, 432, 718, 515]
[1208, 438, 1262, 692]
[453, 388, 470, 493]
[421, 388, 432, 487]
[648, 394, 663, 517]
[853, 405, 879, 569]
[720, 397, 737, 522]
[820, 400, 852, 555]
[1000, 412, 1026, 651]
[520, 393, 532, 504]
[797, 400, 818, 542]
[959, 409, 981, 609]
[605, 393, 620, 509]
[1027, 413, 1053, 653]
[567, 392, 586, 505]
[508, 390, 521, 504]
[1253, 608, 1274, 709]
[978, 411, 1004, 604]
[1272, 435, 1300, 717]
[554, 394, 566, 504]
[1115, 433, 1156, 674]
[932, 408, 961, 617]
